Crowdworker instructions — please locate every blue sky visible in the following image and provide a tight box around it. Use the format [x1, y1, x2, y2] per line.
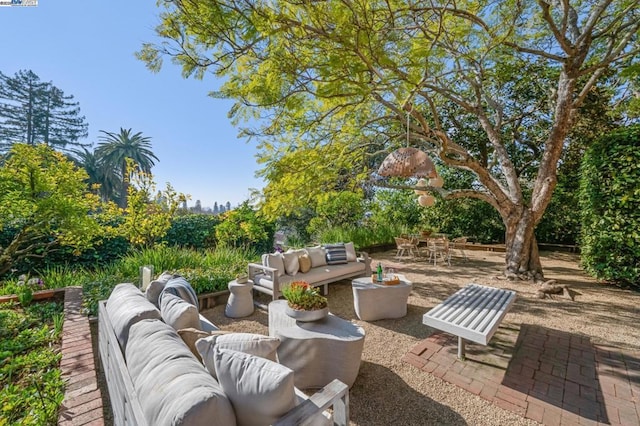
[0, 0, 263, 209]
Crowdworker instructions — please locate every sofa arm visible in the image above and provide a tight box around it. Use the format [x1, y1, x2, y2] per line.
[248, 263, 276, 280]
[274, 379, 349, 426]
[357, 251, 371, 277]
[248, 263, 284, 300]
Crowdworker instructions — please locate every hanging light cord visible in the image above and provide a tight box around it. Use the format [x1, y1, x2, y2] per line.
[406, 109, 410, 147]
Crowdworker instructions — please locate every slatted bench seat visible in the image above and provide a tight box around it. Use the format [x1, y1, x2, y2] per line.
[422, 283, 516, 360]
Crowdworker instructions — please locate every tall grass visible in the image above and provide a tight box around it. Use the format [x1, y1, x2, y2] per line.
[80, 245, 259, 316]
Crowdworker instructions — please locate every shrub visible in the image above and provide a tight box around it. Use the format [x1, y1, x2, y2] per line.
[80, 246, 258, 316]
[579, 125, 640, 289]
[163, 214, 220, 249]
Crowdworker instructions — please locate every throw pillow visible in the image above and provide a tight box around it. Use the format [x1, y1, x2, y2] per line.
[306, 246, 327, 268]
[106, 283, 161, 350]
[145, 271, 176, 308]
[324, 243, 348, 265]
[213, 347, 296, 426]
[298, 253, 312, 273]
[196, 333, 281, 379]
[344, 242, 357, 262]
[126, 319, 236, 425]
[282, 250, 300, 275]
[160, 292, 201, 331]
[265, 253, 286, 277]
[178, 328, 228, 362]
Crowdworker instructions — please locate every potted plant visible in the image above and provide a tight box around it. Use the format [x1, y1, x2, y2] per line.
[282, 281, 329, 322]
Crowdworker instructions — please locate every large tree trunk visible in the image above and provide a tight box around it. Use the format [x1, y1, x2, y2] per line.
[504, 207, 543, 282]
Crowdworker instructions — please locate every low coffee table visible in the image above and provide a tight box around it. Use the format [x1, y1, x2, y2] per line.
[351, 275, 412, 321]
[268, 300, 365, 389]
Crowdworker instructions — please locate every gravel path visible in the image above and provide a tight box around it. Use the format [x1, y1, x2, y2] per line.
[202, 249, 640, 425]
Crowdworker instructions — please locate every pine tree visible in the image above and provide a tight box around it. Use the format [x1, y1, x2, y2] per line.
[0, 69, 88, 153]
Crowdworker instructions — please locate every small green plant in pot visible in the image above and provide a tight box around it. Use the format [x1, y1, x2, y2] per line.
[282, 281, 327, 311]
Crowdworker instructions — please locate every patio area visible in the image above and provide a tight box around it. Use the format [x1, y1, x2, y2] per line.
[201, 248, 639, 425]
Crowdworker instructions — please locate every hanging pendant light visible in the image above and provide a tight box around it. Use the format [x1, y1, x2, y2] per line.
[378, 147, 436, 178]
[414, 178, 429, 195]
[377, 109, 437, 178]
[429, 175, 444, 188]
[418, 194, 435, 207]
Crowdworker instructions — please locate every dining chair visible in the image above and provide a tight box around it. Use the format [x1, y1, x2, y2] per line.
[426, 237, 451, 266]
[394, 237, 420, 260]
[450, 237, 468, 260]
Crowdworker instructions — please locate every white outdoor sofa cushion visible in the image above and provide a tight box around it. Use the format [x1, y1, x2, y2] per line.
[248, 244, 371, 303]
[126, 319, 236, 426]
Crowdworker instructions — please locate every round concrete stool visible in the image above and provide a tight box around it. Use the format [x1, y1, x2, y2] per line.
[225, 279, 254, 318]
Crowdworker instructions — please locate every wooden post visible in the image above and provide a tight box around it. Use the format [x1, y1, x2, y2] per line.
[140, 265, 154, 291]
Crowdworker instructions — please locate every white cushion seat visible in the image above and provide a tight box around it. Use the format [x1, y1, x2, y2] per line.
[126, 319, 236, 426]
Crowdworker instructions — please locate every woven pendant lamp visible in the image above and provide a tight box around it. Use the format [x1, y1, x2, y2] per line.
[377, 109, 437, 178]
[414, 178, 429, 195]
[428, 175, 444, 188]
[377, 147, 436, 178]
[418, 194, 435, 207]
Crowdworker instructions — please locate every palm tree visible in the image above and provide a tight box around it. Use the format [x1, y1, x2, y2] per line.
[69, 148, 121, 203]
[96, 128, 159, 207]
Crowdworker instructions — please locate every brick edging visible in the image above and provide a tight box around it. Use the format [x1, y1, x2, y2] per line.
[57, 286, 105, 426]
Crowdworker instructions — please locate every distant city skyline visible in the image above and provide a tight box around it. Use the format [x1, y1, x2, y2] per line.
[0, 0, 264, 208]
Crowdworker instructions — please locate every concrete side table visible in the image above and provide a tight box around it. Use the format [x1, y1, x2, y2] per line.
[268, 300, 365, 389]
[225, 279, 254, 318]
[352, 275, 412, 321]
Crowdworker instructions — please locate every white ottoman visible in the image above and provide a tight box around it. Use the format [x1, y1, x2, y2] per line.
[352, 275, 412, 321]
[225, 280, 254, 318]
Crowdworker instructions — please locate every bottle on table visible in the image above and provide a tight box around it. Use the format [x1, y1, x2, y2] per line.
[376, 262, 383, 282]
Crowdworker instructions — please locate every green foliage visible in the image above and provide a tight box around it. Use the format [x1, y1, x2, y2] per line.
[215, 202, 274, 253]
[120, 160, 186, 247]
[16, 287, 33, 307]
[96, 128, 159, 208]
[0, 300, 64, 425]
[579, 125, 640, 288]
[81, 246, 257, 316]
[367, 189, 423, 233]
[419, 197, 504, 243]
[317, 223, 402, 250]
[282, 281, 327, 311]
[82, 266, 126, 318]
[307, 191, 365, 238]
[0, 69, 89, 153]
[0, 144, 112, 276]
[163, 214, 220, 249]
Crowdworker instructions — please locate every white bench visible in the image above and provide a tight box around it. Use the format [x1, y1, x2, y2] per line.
[422, 283, 516, 360]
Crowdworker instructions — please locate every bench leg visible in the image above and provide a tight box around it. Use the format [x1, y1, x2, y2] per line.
[458, 337, 466, 360]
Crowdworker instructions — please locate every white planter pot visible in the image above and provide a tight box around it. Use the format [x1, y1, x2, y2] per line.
[285, 306, 329, 322]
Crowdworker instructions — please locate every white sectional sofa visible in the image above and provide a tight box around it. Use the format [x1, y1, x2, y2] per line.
[248, 242, 371, 302]
[98, 279, 349, 426]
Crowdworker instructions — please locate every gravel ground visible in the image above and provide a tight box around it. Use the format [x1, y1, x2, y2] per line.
[202, 249, 640, 426]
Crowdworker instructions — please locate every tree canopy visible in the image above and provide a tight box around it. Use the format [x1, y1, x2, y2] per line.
[0, 144, 111, 275]
[0, 69, 89, 153]
[96, 127, 159, 207]
[140, 0, 640, 280]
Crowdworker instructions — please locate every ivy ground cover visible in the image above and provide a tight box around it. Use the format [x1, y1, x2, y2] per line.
[0, 299, 64, 425]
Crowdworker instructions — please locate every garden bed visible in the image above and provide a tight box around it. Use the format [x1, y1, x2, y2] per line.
[0, 293, 65, 425]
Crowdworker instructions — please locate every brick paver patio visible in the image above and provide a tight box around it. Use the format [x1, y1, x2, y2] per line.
[402, 324, 639, 425]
